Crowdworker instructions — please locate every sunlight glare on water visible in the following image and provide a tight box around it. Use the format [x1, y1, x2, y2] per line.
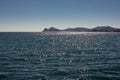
[0, 32, 120, 80]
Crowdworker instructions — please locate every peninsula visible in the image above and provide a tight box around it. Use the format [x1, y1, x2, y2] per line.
[42, 26, 120, 32]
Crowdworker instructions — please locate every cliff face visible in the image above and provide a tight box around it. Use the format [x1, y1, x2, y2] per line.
[42, 26, 120, 32]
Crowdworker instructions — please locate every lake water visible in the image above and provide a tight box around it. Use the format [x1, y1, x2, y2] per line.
[0, 32, 120, 80]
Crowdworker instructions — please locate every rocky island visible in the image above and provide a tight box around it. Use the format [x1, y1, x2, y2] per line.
[42, 26, 120, 32]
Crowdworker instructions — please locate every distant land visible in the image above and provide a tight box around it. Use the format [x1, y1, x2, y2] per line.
[42, 26, 120, 32]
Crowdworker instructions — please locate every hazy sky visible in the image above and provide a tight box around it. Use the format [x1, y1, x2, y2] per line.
[0, 0, 120, 32]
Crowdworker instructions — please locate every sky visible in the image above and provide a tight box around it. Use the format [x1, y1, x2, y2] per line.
[0, 0, 120, 32]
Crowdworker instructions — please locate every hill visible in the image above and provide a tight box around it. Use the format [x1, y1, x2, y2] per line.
[42, 26, 120, 32]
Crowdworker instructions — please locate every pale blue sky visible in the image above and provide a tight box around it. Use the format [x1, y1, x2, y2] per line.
[0, 0, 120, 32]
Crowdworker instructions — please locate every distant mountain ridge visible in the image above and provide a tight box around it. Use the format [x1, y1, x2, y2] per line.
[42, 26, 120, 32]
[43, 27, 60, 31]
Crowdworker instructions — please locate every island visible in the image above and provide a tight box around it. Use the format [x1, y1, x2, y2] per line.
[42, 26, 120, 32]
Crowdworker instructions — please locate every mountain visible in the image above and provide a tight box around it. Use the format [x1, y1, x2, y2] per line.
[63, 27, 90, 32]
[42, 27, 60, 32]
[42, 26, 120, 32]
[92, 26, 115, 32]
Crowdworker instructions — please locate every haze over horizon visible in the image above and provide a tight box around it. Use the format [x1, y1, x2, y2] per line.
[0, 0, 120, 32]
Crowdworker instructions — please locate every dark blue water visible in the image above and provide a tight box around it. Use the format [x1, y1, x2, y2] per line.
[0, 32, 120, 80]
